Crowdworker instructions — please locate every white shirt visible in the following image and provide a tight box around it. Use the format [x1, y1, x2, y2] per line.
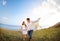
[27, 20, 39, 31]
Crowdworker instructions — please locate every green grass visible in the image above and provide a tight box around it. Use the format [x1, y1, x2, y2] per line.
[33, 27, 60, 41]
[0, 25, 60, 41]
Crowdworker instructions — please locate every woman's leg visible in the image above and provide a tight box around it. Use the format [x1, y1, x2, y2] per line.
[23, 35, 26, 41]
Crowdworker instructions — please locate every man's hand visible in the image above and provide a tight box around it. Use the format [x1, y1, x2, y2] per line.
[38, 18, 40, 20]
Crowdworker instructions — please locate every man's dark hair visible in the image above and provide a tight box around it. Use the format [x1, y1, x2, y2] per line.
[26, 18, 30, 20]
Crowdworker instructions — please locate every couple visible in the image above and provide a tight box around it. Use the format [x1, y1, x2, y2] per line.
[20, 18, 40, 41]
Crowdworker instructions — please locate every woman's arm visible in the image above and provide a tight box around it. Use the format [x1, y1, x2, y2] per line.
[20, 26, 22, 32]
[25, 24, 28, 31]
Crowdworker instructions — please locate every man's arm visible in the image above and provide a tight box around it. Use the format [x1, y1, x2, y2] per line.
[32, 18, 40, 23]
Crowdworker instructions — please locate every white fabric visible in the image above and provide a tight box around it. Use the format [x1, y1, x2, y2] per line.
[21, 25, 27, 35]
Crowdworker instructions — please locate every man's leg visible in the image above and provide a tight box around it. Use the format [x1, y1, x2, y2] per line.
[28, 30, 33, 41]
[28, 31, 30, 41]
[29, 30, 33, 39]
[28, 31, 30, 37]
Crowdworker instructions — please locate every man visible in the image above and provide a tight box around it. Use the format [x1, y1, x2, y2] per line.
[26, 18, 40, 41]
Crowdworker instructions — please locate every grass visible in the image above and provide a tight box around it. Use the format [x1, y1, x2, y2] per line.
[0, 24, 60, 41]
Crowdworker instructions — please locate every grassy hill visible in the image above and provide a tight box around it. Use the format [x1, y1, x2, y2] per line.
[0, 23, 60, 41]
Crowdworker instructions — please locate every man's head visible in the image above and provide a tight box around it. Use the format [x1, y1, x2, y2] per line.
[26, 18, 30, 23]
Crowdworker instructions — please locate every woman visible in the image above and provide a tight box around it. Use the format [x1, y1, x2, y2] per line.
[20, 21, 27, 41]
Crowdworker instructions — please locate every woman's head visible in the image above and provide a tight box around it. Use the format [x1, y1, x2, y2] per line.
[22, 21, 25, 25]
[22, 21, 27, 27]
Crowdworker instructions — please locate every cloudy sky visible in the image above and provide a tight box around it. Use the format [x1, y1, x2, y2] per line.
[0, 0, 60, 28]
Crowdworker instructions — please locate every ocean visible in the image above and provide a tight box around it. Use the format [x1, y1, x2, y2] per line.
[0, 23, 20, 31]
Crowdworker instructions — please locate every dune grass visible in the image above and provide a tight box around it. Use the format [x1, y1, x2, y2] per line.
[0, 26, 60, 41]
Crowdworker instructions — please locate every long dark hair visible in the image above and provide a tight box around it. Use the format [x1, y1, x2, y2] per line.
[22, 21, 27, 27]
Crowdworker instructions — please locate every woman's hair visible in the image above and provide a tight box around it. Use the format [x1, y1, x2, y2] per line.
[22, 21, 27, 27]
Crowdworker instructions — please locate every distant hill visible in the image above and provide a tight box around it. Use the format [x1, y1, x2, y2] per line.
[0, 22, 60, 41]
[48, 22, 60, 28]
[52, 22, 60, 28]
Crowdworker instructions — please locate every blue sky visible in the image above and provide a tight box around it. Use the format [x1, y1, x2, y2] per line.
[0, 0, 60, 28]
[0, 0, 44, 25]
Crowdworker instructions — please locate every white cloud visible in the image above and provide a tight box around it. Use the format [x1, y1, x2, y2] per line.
[24, 0, 60, 28]
[2, 17, 8, 20]
[0, 17, 8, 23]
[54, 0, 60, 5]
[2, 0, 6, 6]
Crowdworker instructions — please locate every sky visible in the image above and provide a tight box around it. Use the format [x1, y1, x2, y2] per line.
[0, 0, 60, 28]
